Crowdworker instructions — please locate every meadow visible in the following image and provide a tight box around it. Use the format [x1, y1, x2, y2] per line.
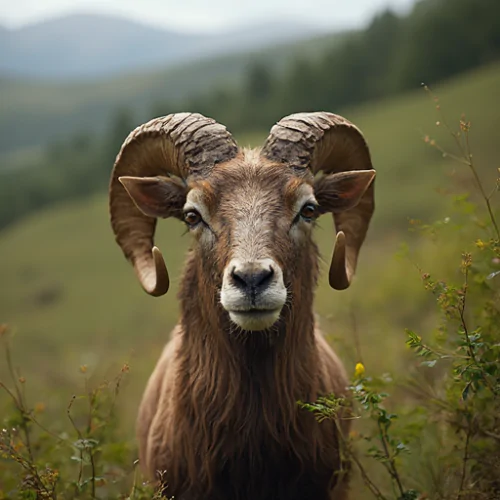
[1, 62, 499, 497]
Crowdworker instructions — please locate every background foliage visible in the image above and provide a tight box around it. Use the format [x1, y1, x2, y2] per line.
[1, 0, 500, 231]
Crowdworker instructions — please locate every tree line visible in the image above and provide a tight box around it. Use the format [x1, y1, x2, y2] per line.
[163, 0, 500, 133]
[1, 0, 499, 230]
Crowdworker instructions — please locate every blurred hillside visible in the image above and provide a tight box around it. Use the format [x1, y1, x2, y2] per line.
[1, 59, 498, 393]
[1, 0, 499, 234]
[0, 31, 343, 156]
[2, 0, 499, 162]
[0, 0, 499, 446]
[0, 13, 327, 80]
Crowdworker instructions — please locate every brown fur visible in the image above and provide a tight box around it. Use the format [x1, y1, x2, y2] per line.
[137, 151, 352, 500]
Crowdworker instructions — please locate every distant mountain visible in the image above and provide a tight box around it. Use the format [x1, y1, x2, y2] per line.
[0, 13, 327, 80]
[0, 25, 344, 157]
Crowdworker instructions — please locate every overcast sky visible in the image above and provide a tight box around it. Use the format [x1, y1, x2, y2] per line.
[0, 0, 417, 33]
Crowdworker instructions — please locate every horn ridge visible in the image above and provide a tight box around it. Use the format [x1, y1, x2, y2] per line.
[261, 111, 375, 290]
[109, 113, 238, 296]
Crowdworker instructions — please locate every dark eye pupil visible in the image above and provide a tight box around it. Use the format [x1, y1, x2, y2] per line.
[301, 204, 316, 219]
[184, 211, 201, 225]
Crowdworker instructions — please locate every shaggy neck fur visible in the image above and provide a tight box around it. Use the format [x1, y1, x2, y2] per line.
[166, 244, 340, 499]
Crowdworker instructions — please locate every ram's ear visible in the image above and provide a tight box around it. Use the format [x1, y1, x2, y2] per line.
[314, 170, 376, 214]
[118, 176, 187, 219]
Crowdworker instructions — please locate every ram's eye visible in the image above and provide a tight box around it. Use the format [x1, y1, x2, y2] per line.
[184, 210, 202, 227]
[299, 203, 317, 222]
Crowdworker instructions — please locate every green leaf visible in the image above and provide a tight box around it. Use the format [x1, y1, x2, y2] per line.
[462, 382, 472, 401]
[421, 359, 437, 368]
[20, 491, 37, 500]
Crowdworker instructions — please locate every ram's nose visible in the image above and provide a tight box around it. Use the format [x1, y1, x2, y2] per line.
[230, 263, 274, 293]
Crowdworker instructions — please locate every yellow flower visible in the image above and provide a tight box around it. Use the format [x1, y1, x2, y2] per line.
[475, 239, 486, 249]
[354, 363, 365, 378]
[34, 402, 46, 414]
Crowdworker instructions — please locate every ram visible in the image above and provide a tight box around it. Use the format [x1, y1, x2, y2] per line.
[109, 112, 376, 500]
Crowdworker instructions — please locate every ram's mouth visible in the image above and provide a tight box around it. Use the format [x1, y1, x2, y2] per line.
[227, 308, 282, 331]
[232, 308, 278, 315]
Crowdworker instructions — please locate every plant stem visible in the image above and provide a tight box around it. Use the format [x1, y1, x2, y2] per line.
[339, 431, 387, 500]
[425, 85, 499, 239]
[327, 416, 388, 500]
[464, 132, 500, 239]
[90, 450, 97, 499]
[457, 424, 471, 498]
[377, 421, 406, 497]
[459, 268, 497, 395]
[459, 268, 477, 365]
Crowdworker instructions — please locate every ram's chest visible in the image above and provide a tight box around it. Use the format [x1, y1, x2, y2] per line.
[157, 414, 340, 500]
[166, 445, 336, 500]
[146, 333, 343, 499]
[207, 452, 335, 500]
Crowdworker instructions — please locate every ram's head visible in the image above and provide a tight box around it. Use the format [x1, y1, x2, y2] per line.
[109, 113, 375, 331]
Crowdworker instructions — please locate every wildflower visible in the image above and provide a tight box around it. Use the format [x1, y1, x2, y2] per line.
[34, 403, 45, 414]
[462, 252, 472, 269]
[13, 440, 24, 452]
[354, 363, 365, 378]
[460, 119, 471, 132]
[80, 365, 88, 374]
[475, 239, 486, 249]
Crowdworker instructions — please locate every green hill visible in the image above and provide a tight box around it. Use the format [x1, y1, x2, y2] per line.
[0, 31, 343, 157]
[0, 64, 499, 496]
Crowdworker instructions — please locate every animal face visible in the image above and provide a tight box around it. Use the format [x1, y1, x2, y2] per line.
[119, 150, 374, 331]
[186, 156, 318, 331]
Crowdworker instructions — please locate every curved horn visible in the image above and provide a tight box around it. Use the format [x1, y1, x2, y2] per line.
[109, 113, 238, 296]
[261, 112, 375, 290]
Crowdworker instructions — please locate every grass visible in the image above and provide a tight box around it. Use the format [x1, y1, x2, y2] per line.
[0, 62, 499, 497]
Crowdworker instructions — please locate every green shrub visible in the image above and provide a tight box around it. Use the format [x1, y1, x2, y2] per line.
[0, 325, 167, 499]
[301, 90, 500, 499]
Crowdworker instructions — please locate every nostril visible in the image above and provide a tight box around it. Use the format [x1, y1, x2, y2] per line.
[231, 267, 250, 289]
[230, 265, 274, 291]
[254, 267, 274, 288]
